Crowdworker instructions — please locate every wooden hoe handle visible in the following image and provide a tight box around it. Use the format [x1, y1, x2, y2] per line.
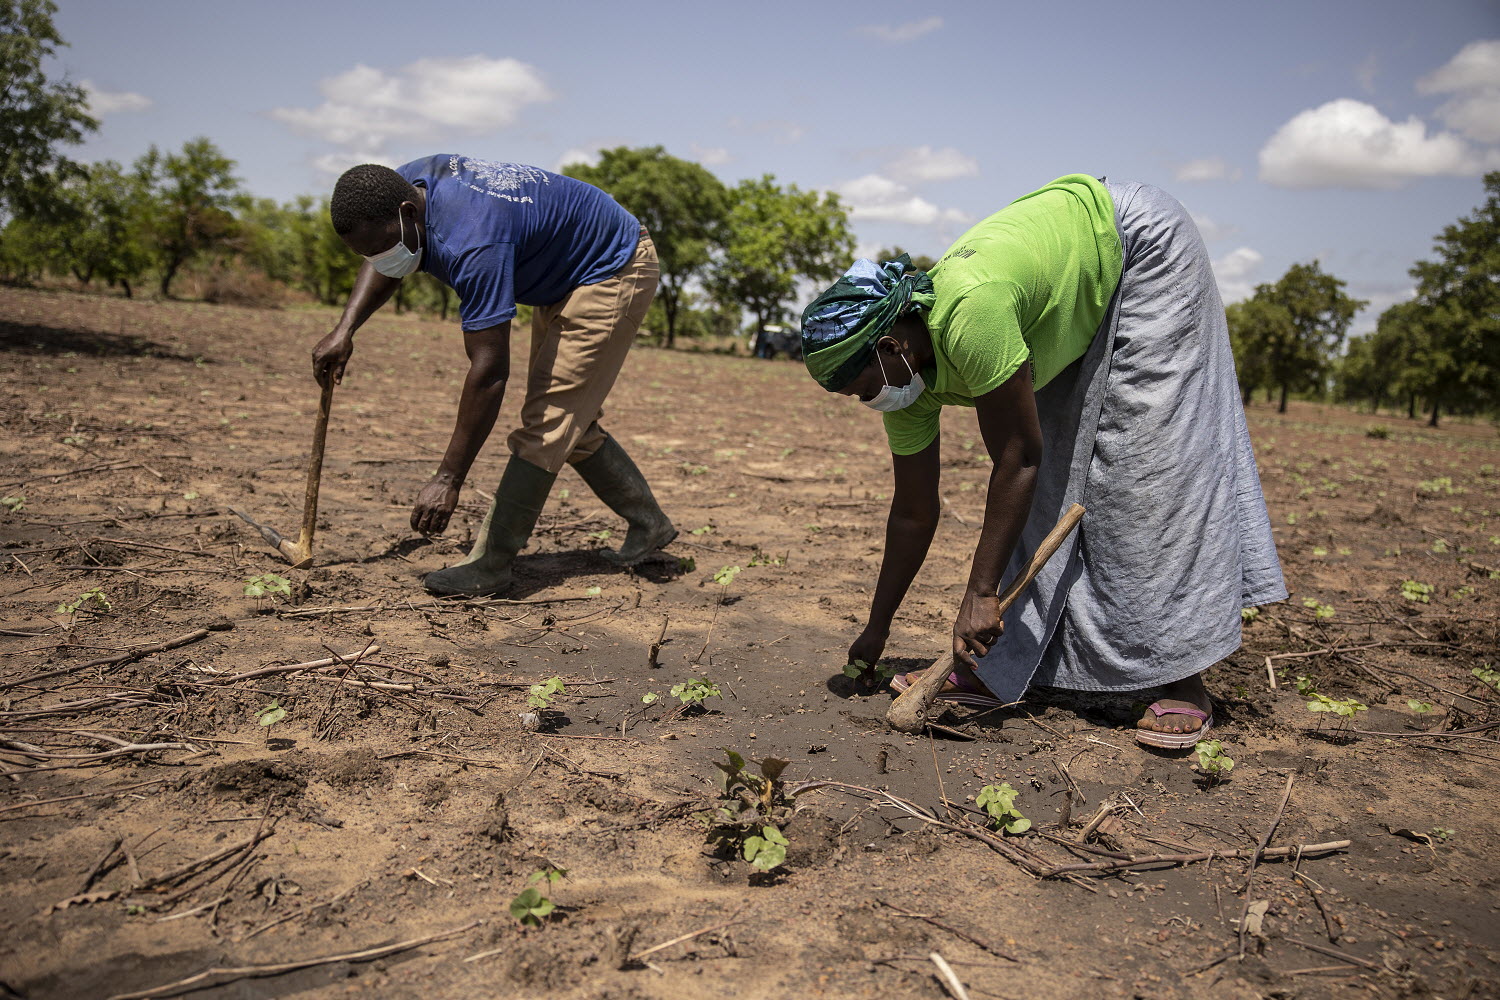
[290, 380, 334, 569]
[886, 503, 1085, 734]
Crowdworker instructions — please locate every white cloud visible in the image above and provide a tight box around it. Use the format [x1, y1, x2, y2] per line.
[838, 173, 969, 226]
[270, 56, 552, 155]
[82, 80, 151, 115]
[311, 149, 387, 179]
[1212, 246, 1263, 304]
[690, 142, 731, 166]
[554, 148, 600, 172]
[886, 145, 978, 183]
[1174, 156, 1241, 183]
[1418, 39, 1500, 143]
[858, 16, 943, 43]
[1189, 212, 1237, 243]
[1258, 98, 1489, 189]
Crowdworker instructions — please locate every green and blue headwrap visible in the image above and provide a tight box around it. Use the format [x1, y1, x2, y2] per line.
[801, 254, 935, 391]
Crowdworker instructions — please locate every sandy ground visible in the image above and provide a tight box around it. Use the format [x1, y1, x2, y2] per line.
[1, 285, 1498, 1000]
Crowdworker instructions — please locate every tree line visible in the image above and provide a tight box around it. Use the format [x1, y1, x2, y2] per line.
[1227, 172, 1498, 427]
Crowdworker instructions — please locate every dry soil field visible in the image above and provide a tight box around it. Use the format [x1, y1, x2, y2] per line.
[1, 286, 1497, 1000]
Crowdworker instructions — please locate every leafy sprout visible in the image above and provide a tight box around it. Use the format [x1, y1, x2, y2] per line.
[1194, 740, 1235, 780]
[742, 826, 789, 871]
[256, 700, 287, 727]
[975, 783, 1030, 835]
[1473, 666, 1499, 692]
[1, 495, 25, 512]
[243, 573, 292, 600]
[56, 586, 110, 616]
[1400, 579, 1435, 603]
[527, 677, 565, 710]
[670, 678, 721, 707]
[509, 887, 555, 926]
[1306, 693, 1367, 718]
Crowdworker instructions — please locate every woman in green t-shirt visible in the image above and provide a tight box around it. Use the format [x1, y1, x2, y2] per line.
[800, 175, 1286, 749]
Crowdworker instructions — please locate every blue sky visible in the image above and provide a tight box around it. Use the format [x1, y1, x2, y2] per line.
[53, 0, 1500, 333]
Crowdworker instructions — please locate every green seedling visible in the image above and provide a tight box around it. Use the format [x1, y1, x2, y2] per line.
[670, 678, 721, 707]
[1400, 579, 1434, 603]
[1240, 607, 1260, 622]
[747, 550, 785, 567]
[529, 866, 567, 887]
[585, 585, 601, 597]
[243, 573, 292, 600]
[509, 887, 555, 926]
[256, 700, 287, 728]
[1407, 699, 1434, 713]
[1, 495, 25, 512]
[712, 564, 741, 587]
[1294, 675, 1319, 696]
[681, 463, 708, 476]
[1431, 539, 1448, 554]
[588, 529, 613, 541]
[528, 677, 565, 710]
[843, 658, 899, 684]
[1311, 546, 1328, 558]
[641, 692, 659, 705]
[701, 750, 795, 872]
[1473, 666, 1499, 692]
[742, 825, 789, 871]
[677, 556, 697, 573]
[1431, 827, 1454, 842]
[1302, 597, 1335, 620]
[124, 904, 147, 916]
[690, 524, 715, 536]
[57, 586, 110, 616]
[976, 783, 1030, 834]
[1418, 476, 1461, 495]
[1194, 740, 1235, 782]
[975, 783, 1030, 835]
[1306, 693, 1367, 718]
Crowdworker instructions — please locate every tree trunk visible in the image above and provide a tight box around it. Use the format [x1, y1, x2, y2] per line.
[1265, 385, 1273, 404]
[1407, 393, 1416, 420]
[121, 278, 133, 299]
[159, 260, 180, 299]
[662, 284, 679, 350]
[1278, 383, 1289, 414]
[1428, 400, 1440, 428]
[1241, 383, 1252, 406]
[393, 281, 406, 314]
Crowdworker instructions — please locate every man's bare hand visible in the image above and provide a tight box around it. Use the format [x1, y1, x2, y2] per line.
[411, 475, 461, 535]
[312, 328, 354, 387]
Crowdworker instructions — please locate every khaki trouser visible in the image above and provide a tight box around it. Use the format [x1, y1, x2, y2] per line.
[506, 229, 659, 473]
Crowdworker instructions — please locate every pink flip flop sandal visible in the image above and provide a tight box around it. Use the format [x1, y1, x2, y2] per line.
[1135, 701, 1213, 749]
[890, 670, 1007, 710]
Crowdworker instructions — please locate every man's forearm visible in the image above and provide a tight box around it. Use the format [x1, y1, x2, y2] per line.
[435, 371, 508, 485]
[335, 263, 401, 335]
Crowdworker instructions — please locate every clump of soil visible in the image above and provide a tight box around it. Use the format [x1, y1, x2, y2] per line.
[203, 758, 307, 801]
[320, 750, 389, 789]
[479, 792, 513, 843]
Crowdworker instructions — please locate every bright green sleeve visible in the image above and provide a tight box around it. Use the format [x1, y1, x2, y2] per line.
[943, 281, 1030, 396]
[882, 395, 943, 456]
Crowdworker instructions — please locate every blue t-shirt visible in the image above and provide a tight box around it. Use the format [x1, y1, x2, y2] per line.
[395, 155, 641, 331]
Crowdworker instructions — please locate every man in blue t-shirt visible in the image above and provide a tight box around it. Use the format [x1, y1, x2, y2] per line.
[311, 156, 675, 595]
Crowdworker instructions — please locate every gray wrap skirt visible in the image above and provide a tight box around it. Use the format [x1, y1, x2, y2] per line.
[973, 180, 1287, 703]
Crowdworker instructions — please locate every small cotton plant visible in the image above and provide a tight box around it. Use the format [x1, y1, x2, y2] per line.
[57, 586, 110, 617]
[1194, 740, 1235, 784]
[670, 678, 721, 708]
[244, 573, 292, 602]
[975, 783, 1030, 835]
[510, 867, 566, 927]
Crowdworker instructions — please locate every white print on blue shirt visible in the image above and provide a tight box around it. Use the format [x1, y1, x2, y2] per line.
[449, 156, 549, 205]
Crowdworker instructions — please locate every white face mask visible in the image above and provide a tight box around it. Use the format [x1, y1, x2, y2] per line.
[365, 207, 422, 278]
[862, 352, 926, 412]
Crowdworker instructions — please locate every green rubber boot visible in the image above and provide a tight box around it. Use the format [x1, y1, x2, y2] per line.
[572, 434, 676, 566]
[423, 455, 557, 596]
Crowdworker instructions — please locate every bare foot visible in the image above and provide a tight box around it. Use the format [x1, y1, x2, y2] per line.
[1136, 673, 1213, 736]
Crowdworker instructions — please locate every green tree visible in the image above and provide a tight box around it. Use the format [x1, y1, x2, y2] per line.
[873, 246, 937, 272]
[0, 0, 96, 218]
[136, 137, 240, 298]
[708, 176, 854, 342]
[48, 160, 151, 294]
[1225, 299, 1283, 405]
[1251, 261, 1365, 413]
[564, 146, 730, 348]
[1406, 171, 1500, 426]
[1337, 302, 1424, 416]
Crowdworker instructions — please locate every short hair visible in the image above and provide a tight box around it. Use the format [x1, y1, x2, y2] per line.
[330, 164, 417, 235]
